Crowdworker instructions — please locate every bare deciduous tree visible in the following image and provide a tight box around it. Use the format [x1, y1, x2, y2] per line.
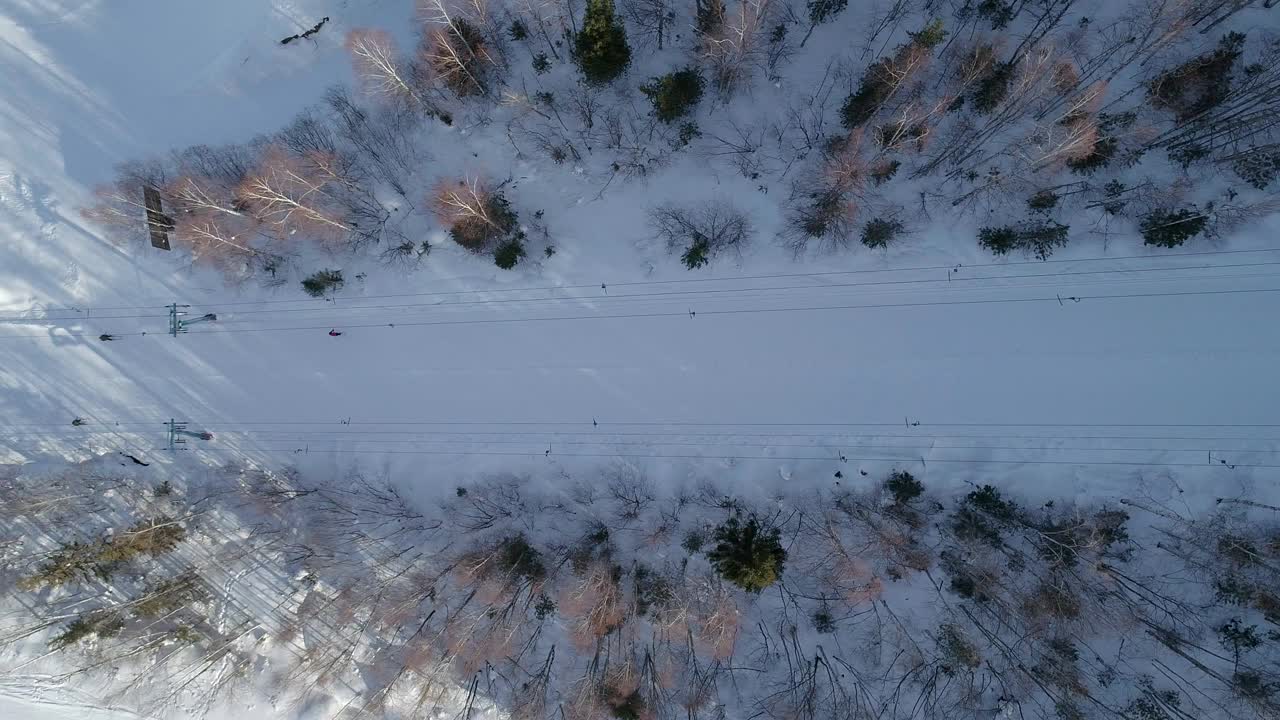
[623, 0, 673, 51]
[237, 146, 352, 248]
[648, 198, 753, 268]
[346, 29, 430, 109]
[702, 0, 778, 94]
[418, 0, 502, 97]
[782, 129, 873, 253]
[561, 561, 627, 650]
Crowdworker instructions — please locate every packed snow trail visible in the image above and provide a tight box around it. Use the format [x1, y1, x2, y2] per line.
[2, 0, 1280, 475]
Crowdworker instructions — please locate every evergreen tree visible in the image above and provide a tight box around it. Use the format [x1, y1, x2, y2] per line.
[641, 67, 705, 123]
[978, 222, 1068, 260]
[1149, 32, 1245, 121]
[493, 236, 527, 269]
[1140, 208, 1207, 248]
[1027, 190, 1060, 212]
[971, 61, 1016, 114]
[681, 238, 711, 269]
[301, 269, 344, 297]
[808, 0, 848, 26]
[707, 514, 787, 592]
[802, 0, 848, 46]
[575, 0, 631, 85]
[885, 470, 924, 504]
[977, 226, 1019, 255]
[861, 217, 903, 248]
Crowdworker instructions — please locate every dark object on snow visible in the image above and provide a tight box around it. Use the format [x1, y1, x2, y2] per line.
[71, 417, 86, 426]
[99, 334, 115, 341]
[834, 471, 843, 479]
[328, 329, 342, 336]
[859, 469, 869, 476]
[121, 453, 150, 467]
[142, 186, 174, 250]
[281, 17, 329, 44]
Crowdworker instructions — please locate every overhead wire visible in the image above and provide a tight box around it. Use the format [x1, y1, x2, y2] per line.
[1, 286, 1276, 340]
[7, 419, 1279, 428]
[11, 420, 1276, 471]
[6, 259, 1278, 322]
[181, 444, 1280, 469]
[4, 245, 1279, 319]
[12, 426, 1279, 452]
[10, 427, 1279, 442]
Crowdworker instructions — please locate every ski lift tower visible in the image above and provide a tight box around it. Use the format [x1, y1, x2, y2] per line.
[166, 419, 214, 451]
[168, 304, 217, 336]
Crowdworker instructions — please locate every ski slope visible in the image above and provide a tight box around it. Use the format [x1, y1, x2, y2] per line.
[2, 0, 1278, 489]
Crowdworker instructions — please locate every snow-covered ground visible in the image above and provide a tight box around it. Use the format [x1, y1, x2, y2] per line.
[3, 0, 1280, 718]
[2, 0, 1277, 472]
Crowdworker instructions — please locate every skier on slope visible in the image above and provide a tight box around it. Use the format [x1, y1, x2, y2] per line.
[328, 329, 343, 336]
[99, 334, 115, 341]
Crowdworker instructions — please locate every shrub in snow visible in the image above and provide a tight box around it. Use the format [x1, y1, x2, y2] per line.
[460, 534, 547, 587]
[860, 217, 903, 249]
[806, 0, 848, 36]
[950, 485, 1018, 546]
[493, 236, 527, 269]
[885, 470, 923, 505]
[978, 221, 1069, 260]
[1022, 580, 1082, 620]
[301, 269, 344, 297]
[534, 593, 556, 619]
[641, 67, 705, 123]
[970, 0, 1016, 29]
[941, 550, 996, 602]
[937, 623, 982, 673]
[632, 564, 674, 617]
[575, 0, 631, 85]
[1233, 150, 1280, 190]
[812, 606, 836, 633]
[869, 158, 901, 185]
[1148, 32, 1244, 122]
[495, 534, 546, 583]
[1027, 189, 1060, 212]
[608, 689, 646, 720]
[1140, 208, 1207, 248]
[1066, 136, 1117, 174]
[1066, 111, 1134, 175]
[682, 529, 706, 554]
[707, 513, 786, 593]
